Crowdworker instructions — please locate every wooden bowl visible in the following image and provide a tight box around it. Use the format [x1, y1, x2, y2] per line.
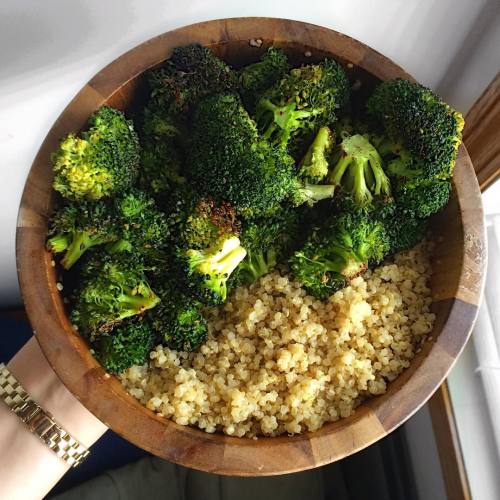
[16, 18, 486, 476]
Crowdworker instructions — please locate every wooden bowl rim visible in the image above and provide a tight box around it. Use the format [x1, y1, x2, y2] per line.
[16, 17, 486, 476]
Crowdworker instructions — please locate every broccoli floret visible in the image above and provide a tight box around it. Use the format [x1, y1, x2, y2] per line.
[367, 78, 464, 180]
[255, 59, 349, 154]
[189, 93, 296, 216]
[290, 212, 390, 299]
[234, 207, 302, 285]
[179, 198, 239, 250]
[239, 47, 289, 112]
[298, 126, 333, 183]
[148, 44, 237, 116]
[178, 235, 247, 305]
[384, 213, 428, 254]
[71, 254, 160, 338]
[93, 319, 156, 373]
[149, 284, 208, 352]
[327, 134, 391, 208]
[52, 107, 140, 201]
[394, 178, 451, 219]
[107, 189, 170, 261]
[47, 201, 118, 269]
[288, 181, 336, 207]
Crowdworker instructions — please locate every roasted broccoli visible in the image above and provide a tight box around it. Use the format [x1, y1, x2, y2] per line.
[327, 133, 391, 208]
[106, 189, 170, 261]
[367, 78, 464, 180]
[52, 107, 140, 201]
[149, 283, 208, 352]
[93, 319, 156, 373]
[384, 213, 428, 254]
[298, 126, 333, 183]
[148, 44, 237, 116]
[177, 235, 247, 305]
[290, 212, 390, 299]
[47, 200, 118, 269]
[239, 47, 289, 111]
[234, 207, 302, 285]
[189, 93, 296, 216]
[71, 254, 160, 338]
[178, 198, 240, 250]
[255, 60, 349, 154]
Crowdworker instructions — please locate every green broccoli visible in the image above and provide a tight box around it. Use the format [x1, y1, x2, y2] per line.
[93, 319, 156, 373]
[46, 200, 118, 269]
[177, 235, 247, 305]
[290, 212, 390, 299]
[255, 59, 349, 154]
[239, 47, 289, 111]
[367, 78, 464, 180]
[234, 207, 302, 285]
[52, 107, 140, 201]
[179, 198, 240, 250]
[148, 44, 237, 116]
[71, 254, 160, 338]
[149, 283, 208, 352]
[298, 126, 333, 183]
[327, 134, 391, 208]
[106, 189, 170, 261]
[384, 213, 428, 254]
[188, 93, 296, 216]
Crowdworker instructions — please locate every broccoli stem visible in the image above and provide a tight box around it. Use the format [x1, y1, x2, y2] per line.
[241, 249, 277, 282]
[353, 159, 373, 206]
[329, 155, 351, 186]
[107, 239, 133, 254]
[47, 234, 70, 253]
[117, 292, 160, 319]
[60, 232, 92, 269]
[297, 183, 336, 206]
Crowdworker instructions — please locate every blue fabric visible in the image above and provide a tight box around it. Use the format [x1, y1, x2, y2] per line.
[0, 315, 149, 496]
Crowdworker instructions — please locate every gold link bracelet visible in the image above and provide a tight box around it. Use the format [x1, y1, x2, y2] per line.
[0, 363, 89, 467]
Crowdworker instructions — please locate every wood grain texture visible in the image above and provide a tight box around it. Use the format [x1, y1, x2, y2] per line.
[463, 72, 500, 190]
[15, 18, 486, 476]
[429, 383, 471, 500]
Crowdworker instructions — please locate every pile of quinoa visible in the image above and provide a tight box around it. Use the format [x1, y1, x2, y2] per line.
[121, 243, 435, 437]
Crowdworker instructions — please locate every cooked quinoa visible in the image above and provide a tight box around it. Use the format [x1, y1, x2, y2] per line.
[121, 243, 435, 437]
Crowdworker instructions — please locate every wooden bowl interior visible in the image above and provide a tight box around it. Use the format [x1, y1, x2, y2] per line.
[16, 18, 485, 476]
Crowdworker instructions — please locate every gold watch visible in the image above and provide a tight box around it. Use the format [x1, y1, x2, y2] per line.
[0, 363, 89, 467]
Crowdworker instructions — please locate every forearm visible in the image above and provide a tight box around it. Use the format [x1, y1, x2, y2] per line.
[0, 337, 108, 500]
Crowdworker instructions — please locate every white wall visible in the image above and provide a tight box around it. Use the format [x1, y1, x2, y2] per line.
[0, 0, 497, 306]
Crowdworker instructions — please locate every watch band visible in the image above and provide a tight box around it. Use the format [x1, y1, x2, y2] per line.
[0, 363, 89, 468]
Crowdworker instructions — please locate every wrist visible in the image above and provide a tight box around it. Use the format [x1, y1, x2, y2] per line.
[7, 337, 107, 447]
